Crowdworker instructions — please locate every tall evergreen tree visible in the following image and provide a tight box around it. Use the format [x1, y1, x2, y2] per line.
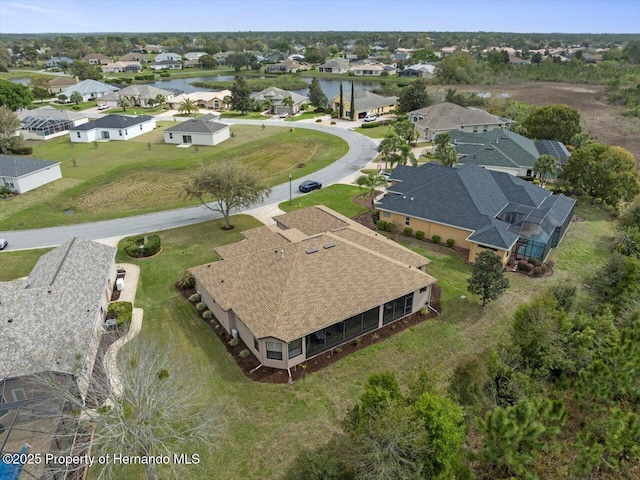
[397, 78, 431, 114]
[230, 76, 252, 114]
[308, 77, 327, 110]
[349, 81, 355, 120]
[339, 82, 344, 119]
[467, 251, 510, 306]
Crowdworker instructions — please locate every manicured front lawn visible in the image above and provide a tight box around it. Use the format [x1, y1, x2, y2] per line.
[289, 111, 326, 121]
[50, 101, 98, 111]
[220, 111, 270, 119]
[354, 124, 393, 138]
[278, 184, 369, 218]
[0, 124, 347, 230]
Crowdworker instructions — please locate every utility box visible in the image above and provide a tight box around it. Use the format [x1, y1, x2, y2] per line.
[115, 278, 125, 291]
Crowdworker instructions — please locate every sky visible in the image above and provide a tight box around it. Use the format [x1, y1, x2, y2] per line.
[0, 0, 638, 34]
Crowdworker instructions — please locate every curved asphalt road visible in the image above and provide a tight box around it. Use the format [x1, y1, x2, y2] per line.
[0, 120, 377, 251]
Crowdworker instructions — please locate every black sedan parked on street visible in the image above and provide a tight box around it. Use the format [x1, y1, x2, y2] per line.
[299, 180, 322, 193]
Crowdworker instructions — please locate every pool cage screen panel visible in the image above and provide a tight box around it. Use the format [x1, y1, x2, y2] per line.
[21, 117, 74, 137]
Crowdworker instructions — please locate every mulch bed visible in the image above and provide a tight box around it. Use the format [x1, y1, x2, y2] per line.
[178, 284, 442, 384]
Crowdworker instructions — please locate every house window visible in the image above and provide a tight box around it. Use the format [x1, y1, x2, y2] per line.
[420, 286, 428, 293]
[526, 169, 532, 177]
[140, 125, 143, 130]
[125, 129, 128, 135]
[4, 178, 15, 188]
[288, 338, 302, 359]
[405, 216, 411, 226]
[382, 211, 390, 218]
[483, 125, 488, 132]
[119, 130, 122, 136]
[266, 341, 283, 360]
[169, 133, 173, 139]
[254, 337, 259, 352]
[12, 389, 26, 401]
[182, 135, 192, 144]
[214, 100, 220, 108]
[473, 126, 478, 133]
[76, 132, 81, 138]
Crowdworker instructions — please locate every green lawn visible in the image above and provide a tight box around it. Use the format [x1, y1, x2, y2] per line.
[354, 124, 393, 138]
[220, 111, 270, 119]
[0, 248, 53, 281]
[0, 202, 616, 479]
[278, 184, 369, 218]
[289, 111, 326, 121]
[49, 100, 98, 111]
[0, 124, 347, 230]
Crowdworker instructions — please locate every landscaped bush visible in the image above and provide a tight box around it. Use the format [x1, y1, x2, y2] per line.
[177, 271, 195, 290]
[517, 260, 529, 271]
[0, 186, 14, 198]
[122, 77, 133, 84]
[188, 293, 201, 303]
[360, 121, 382, 128]
[404, 227, 412, 236]
[315, 118, 322, 122]
[432, 235, 441, 244]
[239, 349, 251, 358]
[541, 264, 550, 273]
[196, 302, 207, 311]
[107, 301, 133, 326]
[415, 231, 425, 240]
[123, 234, 161, 257]
[530, 258, 541, 267]
[9, 145, 33, 155]
[144, 74, 155, 80]
[229, 338, 239, 347]
[134, 75, 145, 80]
[385, 223, 396, 233]
[446, 238, 455, 248]
[330, 121, 336, 125]
[376, 220, 387, 230]
[532, 266, 543, 275]
[526, 262, 535, 271]
[159, 72, 170, 78]
[202, 310, 213, 319]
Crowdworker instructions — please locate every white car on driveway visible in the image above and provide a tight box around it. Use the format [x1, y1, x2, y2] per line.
[363, 114, 377, 122]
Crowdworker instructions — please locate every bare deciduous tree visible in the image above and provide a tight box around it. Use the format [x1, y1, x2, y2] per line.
[35, 339, 221, 480]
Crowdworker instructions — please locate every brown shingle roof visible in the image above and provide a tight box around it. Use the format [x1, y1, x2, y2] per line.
[273, 206, 348, 235]
[191, 207, 436, 342]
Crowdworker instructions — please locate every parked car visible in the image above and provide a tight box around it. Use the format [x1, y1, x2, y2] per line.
[0, 238, 7, 250]
[363, 114, 377, 122]
[299, 180, 322, 193]
[279, 112, 289, 118]
[97, 104, 109, 110]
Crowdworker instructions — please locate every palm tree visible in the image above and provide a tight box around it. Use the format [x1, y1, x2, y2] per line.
[154, 94, 166, 108]
[434, 131, 452, 152]
[436, 143, 458, 167]
[282, 95, 294, 118]
[356, 173, 388, 219]
[377, 134, 400, 170]
[117, 96, 130, 112]
[70, 91, 83, 105]
[178, 98, 199, 116]
[398, 142, 418, 166]
[533, 154, 557, 187]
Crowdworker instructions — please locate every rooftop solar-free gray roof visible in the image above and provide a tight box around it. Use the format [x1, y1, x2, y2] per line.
[0, 238, 115, 380]
[0, 155, 60, 178]
[379, 163, 574, 250]
[70, 114, 154, 131]
[165, 117, 229, 134]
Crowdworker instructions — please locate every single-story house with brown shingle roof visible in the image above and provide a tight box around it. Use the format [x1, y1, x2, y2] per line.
[82, 53, 112, 65]
[47, 76, 79, 93]
[190, 206, 437, 370]
[409, 102, 514, 141]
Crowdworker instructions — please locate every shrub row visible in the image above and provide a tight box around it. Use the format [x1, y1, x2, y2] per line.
[107, 301, 132, 326]
[159, 72, 170, 78]
[9, 146, 33, 155]
[375, 221, 396, 233]
[134, 74, 155, 81]
[517, 259, 549, 274]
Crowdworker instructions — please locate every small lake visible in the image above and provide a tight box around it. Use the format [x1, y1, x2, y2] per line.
[147, 75, 382, 99]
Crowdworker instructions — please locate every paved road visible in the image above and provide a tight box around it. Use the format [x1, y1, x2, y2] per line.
[0, 120, 377, 251]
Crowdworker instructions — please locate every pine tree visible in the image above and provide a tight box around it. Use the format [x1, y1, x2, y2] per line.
[339, 82, 344, 119]
[308, 77, 327, 110]
[230, 76, 252, 114]
[467, 251, 510, 306]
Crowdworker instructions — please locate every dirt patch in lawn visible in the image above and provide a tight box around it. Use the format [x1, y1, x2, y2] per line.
[455, 82, 640, 165]
[178, 285, 442, 384]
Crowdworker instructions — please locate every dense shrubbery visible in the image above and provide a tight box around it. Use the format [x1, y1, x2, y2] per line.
[432, 234, 441, 244]
[107, 301, 132, 326]
[123, 234, 161, 257]
[9, 145, 33, 155]
[415, 230, 425, 240]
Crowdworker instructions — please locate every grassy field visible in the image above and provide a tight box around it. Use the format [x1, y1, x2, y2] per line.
[0, 124, 347, 230]
[0, 201, 615, 480]
[278, 184, 369, 218]
[220, 111, 270, 119]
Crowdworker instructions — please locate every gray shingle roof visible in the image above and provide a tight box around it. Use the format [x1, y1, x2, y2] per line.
[59, 79, 118, 98]
[97, 84, 174, 102]
[0, 238, 115, 380]
[409, 102, 513, 131]
[165, 116, 229, 134]
[451, 129, 539, 169]
[70, 114, 154, 131]
[0, 155, 60, 179]
[251, 86, 308, 105]
[379, 163, 573, 250]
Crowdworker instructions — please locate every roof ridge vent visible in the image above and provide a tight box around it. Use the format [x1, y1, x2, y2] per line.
[306, 247, 319, 254]
[323, 242, 336, 249]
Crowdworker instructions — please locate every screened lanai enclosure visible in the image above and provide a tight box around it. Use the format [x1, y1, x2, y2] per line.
[496, 195, 575, 261]
[20, 115, 75, 139]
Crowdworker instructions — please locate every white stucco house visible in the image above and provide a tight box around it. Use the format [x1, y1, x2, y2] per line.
[69, 115, 156, 142]
[0, 154, 62, 194]
[163, 114, 230, 146]
[58, 79, 118, 103]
